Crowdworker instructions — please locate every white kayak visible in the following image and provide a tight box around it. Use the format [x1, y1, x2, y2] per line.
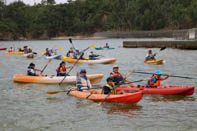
[43, 54, 62, 60]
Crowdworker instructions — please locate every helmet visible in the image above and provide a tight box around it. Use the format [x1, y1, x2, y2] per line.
[106, 77, 113, 82]
[80, 69, 86, 73]
[154, 70, 162, 75]
[113, 65, 119, 68]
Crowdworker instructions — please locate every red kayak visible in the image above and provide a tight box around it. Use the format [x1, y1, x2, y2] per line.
[69, 90, 143, 104]
[117, 85, 195, 96]
[0, 48, 7, 50]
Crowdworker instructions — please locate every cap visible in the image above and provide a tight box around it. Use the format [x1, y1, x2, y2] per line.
[113, 65, 119, 68]
[29, 62, 35, 67]
[80, 69, 86, 73]
[154, 70, 162, 75]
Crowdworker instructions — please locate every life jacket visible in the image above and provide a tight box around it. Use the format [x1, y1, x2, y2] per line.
[145, 54, 155, 61]
[56, 67, 66, 76]
[27, 66, 36, 76]
[110, 72, 124, 85]
[105, 83, 116, 94]
[148, 75, 161, 87]
[76, 75, 90, 90]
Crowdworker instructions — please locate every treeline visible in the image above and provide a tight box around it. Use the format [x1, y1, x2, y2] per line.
[0, 0, 197, 39]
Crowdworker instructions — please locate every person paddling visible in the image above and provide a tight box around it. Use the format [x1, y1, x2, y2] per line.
[104, 43, 109, 48]
[66, 47, 77, 59]
[147, 70, 170, 88]
[27, 63, 42, 76]
[102, 77, 116, 94]
[56, 61, 72, 76]
[44, 48, 52, 56]
[89, 51, 99, 60]
[110, 65, 135, 86]
[145, 49, 156, 61]
[76, 69, 92, 91]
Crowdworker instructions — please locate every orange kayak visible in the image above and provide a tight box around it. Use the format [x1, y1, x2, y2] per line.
[117, 85, 195, 96]
[68, 90, 143, 104]
[13, 74, 104, 84]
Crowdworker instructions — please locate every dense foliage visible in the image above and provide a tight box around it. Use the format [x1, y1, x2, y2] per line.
[0, 0, 196, 37]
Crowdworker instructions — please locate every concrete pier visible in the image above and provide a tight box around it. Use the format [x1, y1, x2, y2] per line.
[123, 40, 197, 50]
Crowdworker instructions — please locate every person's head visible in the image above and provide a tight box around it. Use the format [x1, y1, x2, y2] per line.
[90, 51, 93, 54]
[106, 77, 113, 86]
[24, 46, 27, 48]
[148, 50, 152, 54]
[76, 48, 79, 52]
[80, 69, 87, 76]
[106, 43, 108, 45]
[113, 65, 119, 73]
[46, 48, 49, 51]
[154, 70, 162, 78]
[60, 61, 66, 67]
[29, 62, 35, 68]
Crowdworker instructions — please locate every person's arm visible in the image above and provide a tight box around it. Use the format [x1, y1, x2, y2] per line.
[161, 75, 170, 80]
[87, 79, 92, 89]
[34, 68, 42, 72]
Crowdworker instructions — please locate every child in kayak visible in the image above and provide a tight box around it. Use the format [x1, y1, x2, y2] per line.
[147, 70, 170, 88]
[56, 61, 72, 76]
[145, 49, 156, 61]
[76, 69, 92, 91]
[27, 63, 42, 76]
[110, 65, 135, 86]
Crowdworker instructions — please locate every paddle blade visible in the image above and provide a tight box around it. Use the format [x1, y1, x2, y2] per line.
[89, 44, 95, 48]
[69, 38, 72, 43]
[47, 91, 65, 94]
[160, 47, 166, 51]
[48, 59, 53, 64]
[58, 48, 63, 50]
[125, 68, 136, 79]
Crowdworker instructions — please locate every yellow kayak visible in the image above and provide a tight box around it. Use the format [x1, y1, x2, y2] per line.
[144, 59, 164, 64]
[5, 52, 24, 55]
[62, 56, 116, 64]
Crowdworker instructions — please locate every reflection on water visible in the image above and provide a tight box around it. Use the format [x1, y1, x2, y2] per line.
[147, 95, 196, 102]
[104, 104, 142, 117]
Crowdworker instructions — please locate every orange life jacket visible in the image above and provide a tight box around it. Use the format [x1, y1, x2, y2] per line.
[148, 75, 161, 87]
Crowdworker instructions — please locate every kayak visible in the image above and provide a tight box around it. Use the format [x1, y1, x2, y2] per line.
[95, 47, 115, 50]
[68, 90, 143, 104]
[13, 74, 104, 84]
[0, 48, 7, 50]
[144, 59, 164, 64]
[43, 54, 62, 60]
[5, 52, 24, 55]
[62, 56, 116, 64]
[117, 85, 195, 96]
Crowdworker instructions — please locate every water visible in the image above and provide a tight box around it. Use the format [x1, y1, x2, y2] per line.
[0, 39, 197, 131]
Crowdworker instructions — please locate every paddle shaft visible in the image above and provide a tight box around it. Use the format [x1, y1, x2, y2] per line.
[41, 59, 52, 74]
[69, 38, 76, 50]
[134, 71, 194, 79]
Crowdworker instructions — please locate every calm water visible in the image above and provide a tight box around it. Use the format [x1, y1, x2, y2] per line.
[0, 38, 197, 131]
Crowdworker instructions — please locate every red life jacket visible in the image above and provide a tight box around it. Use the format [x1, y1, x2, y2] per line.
[56, 67, 66, 72]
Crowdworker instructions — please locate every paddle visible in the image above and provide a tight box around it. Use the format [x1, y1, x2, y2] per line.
[134, 71, 195, 79]
[40, 59, 52, 74]
[98, 92, 111, 105]
[69, 38, 76, 50]
[47, 87, 101, 95]
[59, 44, 95, 86]
[154, 46, 166, 56]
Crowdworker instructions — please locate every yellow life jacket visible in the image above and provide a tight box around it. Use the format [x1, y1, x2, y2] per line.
[105, 83, 116, 94]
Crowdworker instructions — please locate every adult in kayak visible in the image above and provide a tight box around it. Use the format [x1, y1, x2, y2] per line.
[56, 61, 72, 76]
[104, 43, 109, 48]
[76, 69, 92, 91]
[145, 49, 156, 61]
[147, 70, 170, 88]
[89, 51, 99, 60]
[44, 48, 52, 56]
[8, 47, 14, 52]
[27, 63, 43, 76]
[110, 65, 135, 86]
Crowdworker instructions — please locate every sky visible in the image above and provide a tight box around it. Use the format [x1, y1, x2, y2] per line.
[5, 0, 68, 5]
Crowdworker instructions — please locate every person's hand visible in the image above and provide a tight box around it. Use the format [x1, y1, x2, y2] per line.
[76, 72, 79, 76]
